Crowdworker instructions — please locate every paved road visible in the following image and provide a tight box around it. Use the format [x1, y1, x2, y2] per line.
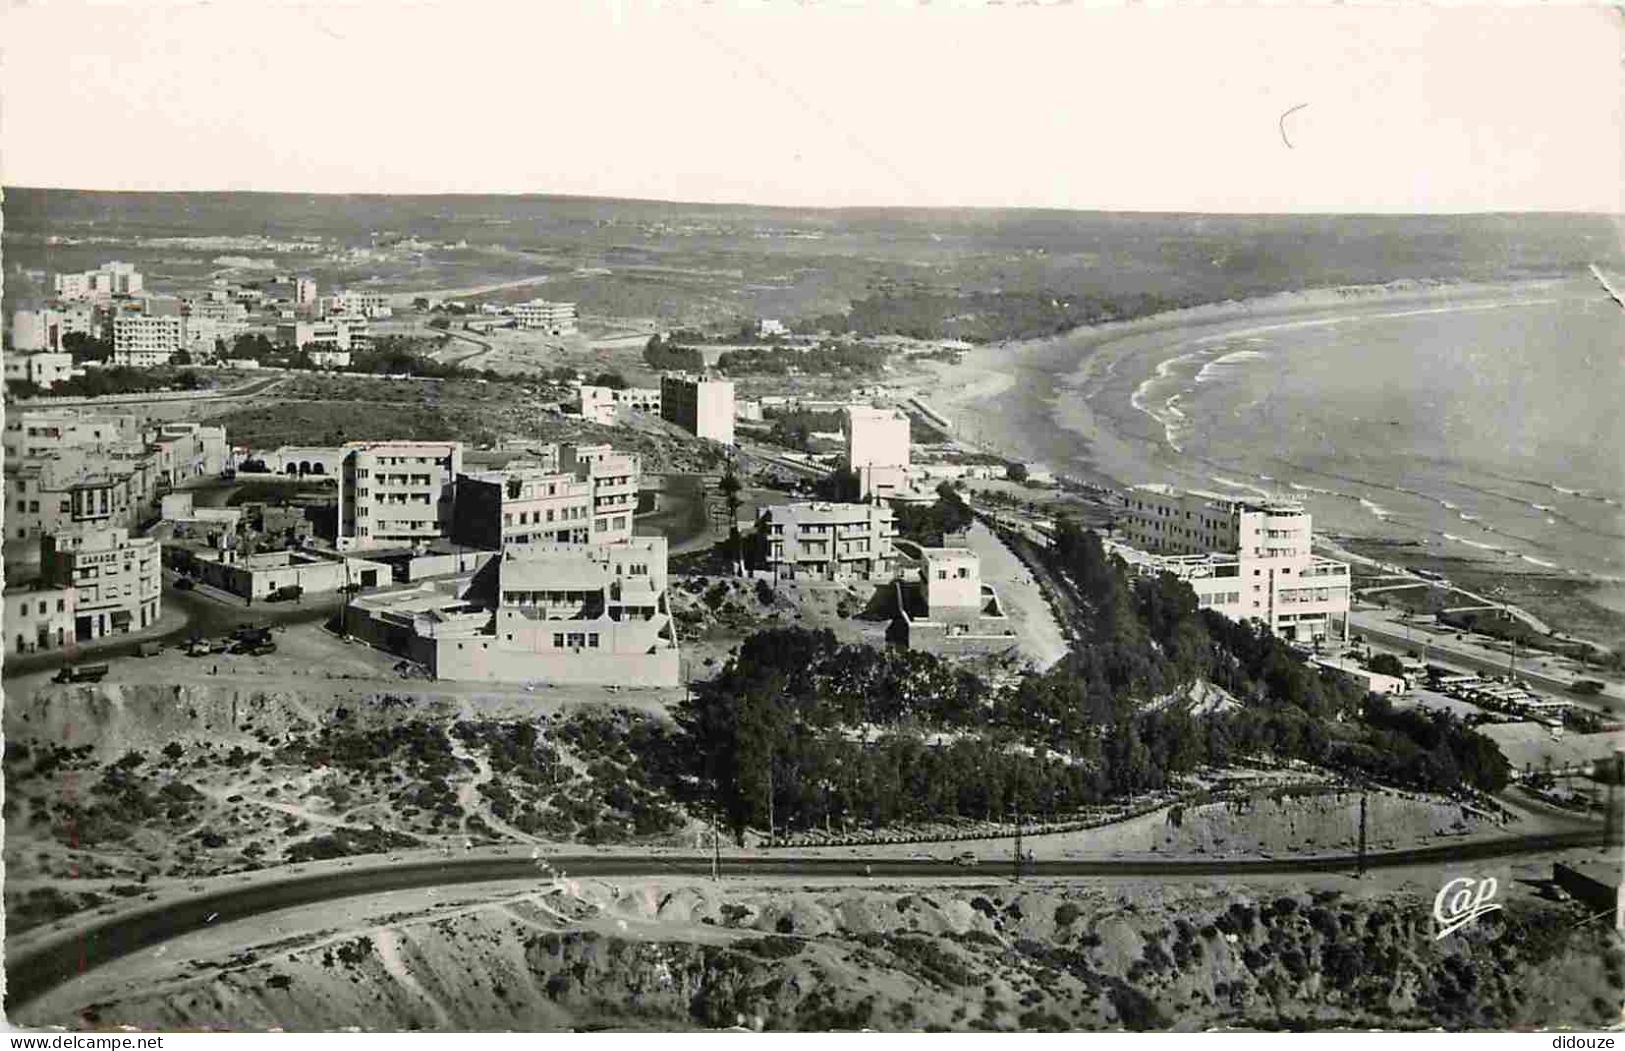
[8, 829, 1603, 1011]
[1351, 612, 1621, 715]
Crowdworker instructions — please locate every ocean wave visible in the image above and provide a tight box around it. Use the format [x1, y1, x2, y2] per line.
[1458, 511, 1479, 522]
[1359, 498, 1391, 520]
[1195, 349, 1269, 384]
[1440, 499, 1458, 511]
[1288, 481, 1346, 499]
[1211, 475, 1274, 498]
[1520, 554, 1559, 569]
[1530, 503, 1554, 513]
[1443, 532, 1501, 553]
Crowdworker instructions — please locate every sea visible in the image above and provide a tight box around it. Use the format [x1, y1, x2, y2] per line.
[992, 276, 1625, 582]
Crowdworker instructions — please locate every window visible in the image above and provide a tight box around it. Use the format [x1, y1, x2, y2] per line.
[553, 633, 565, 647]
[587, 633, 600, 649]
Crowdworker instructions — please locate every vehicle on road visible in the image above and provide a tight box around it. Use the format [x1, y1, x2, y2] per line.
[265, 585, 303, 603]
[952, 852, 979, 868]
[173, 576, 195, 591]
[136, 641, 164, 658]
[53, 663, 110, 684]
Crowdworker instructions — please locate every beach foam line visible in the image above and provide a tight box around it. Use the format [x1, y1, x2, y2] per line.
[1210, 475, 1273, 498]
[1359, 498, 1391, 520]
[1520, 554, 1559, 569]
[1443, 532, 1502, 553]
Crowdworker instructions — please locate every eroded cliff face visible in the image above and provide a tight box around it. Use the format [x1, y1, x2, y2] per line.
[48, 881, 1625, 1032]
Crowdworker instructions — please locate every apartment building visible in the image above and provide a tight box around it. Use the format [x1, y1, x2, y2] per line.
[54, 262, 143, 301]
[1116, 483, 1350, 642]
[452, 461, 593, 550]
[112, 315, 183, 367]
[145, 422, 231, 486]
[4, 409, 142, 461]
[845, 404, 911, 501]
[182, 315, 247, 357]
[511, 299, 577, 334]
[5, 583, 78, 656]
[345, 535, 678, 685]
[325, 289, 391, 319]
[293, 277, 318, 308]
[335, 441, 464, 551]
[921, 546, 981, 617]
[4, 352, 75, 389]
[13, 304, 99, 351]
[277, 318, 365, 354]
[576, 385, 618, 425]
[760, 501, 896, 581]
[42, 525, 162, 640]
[558, 444, 640, 544]
[661, 373, 735, 445]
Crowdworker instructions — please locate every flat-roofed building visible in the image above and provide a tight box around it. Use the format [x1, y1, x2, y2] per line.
[5, 583, 77, 656]
[576, 385, 618, 425]
[325, 289, 391, 319]
[511, 299, 577, 334]
[453, 461, 593, 549]
[3, 409, 142, 461]
[760, 500, 896, 581]
[1114, 483, 1350, 643]
[277, 318, 364, 354]
[560, 443, 641, 544]
[336, 440, 463, 552]
[845, 404, 911, 501]
[42, 524, 162, 639]
[614, 387, 661, 413]
[345, 535, 678, 685]
[112, 315, 183, 367]
[661, 373, 735, 445]
[54, 262, 143, 301]
[921, 546, 981, 616]
[4, 352, 75, 389]
[144, 422, 231, 485]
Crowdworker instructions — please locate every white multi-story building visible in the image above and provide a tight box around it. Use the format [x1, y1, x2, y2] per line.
[112, 315, 183, 367]
[54, 262, 144, 301]
[3, 409, 142, 462]
[1116, 484, 1351, 643]
[277, 318, 366, 354]
[293, 277, 318, 308]
[5, 583, 78, 656]
[511, 299, 577, 334]
[661, 373, 735, 446]
[345, 534, 678, 685]
[561, 444, 640, 544]
[760, 500, 896, 581]
[336, 441, 463, 552]
[15, 304, 100, 350]
[4, 352, 75, 389]
[844, 404, 911, 501]
[453, 461, 593, 549]
[41, 524, 162, 640]
[325, 289, 391, 319]
[575, 385, 618, 426]
[920, 546, 981, 617]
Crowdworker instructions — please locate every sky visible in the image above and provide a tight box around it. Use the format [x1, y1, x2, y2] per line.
[1, 0, 1621, 214]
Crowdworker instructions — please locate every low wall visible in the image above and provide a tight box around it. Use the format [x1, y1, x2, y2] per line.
[403, 550, 496, 582]
[431, 638, 681, 686]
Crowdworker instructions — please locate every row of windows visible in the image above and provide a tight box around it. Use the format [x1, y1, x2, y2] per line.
[13, 597, 68, 618]
[505, 506, 587, 527]
[552, 632, 601, 649]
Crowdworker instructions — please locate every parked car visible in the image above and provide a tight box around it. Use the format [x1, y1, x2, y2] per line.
[265, 585, 303, 603]
[173, 576, 195, 591]
[952, 852, 979, 868]
[136, 641, 164, 658]
[53, 663, 110, 684]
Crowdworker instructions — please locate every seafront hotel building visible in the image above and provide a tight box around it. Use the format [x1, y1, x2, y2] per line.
[1116, 483, 1351, 643]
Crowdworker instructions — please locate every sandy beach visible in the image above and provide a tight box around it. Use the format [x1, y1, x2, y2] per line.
[904, 276, 1579, 483]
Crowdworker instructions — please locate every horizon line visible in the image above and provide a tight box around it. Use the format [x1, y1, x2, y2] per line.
[4, 184, 1622, 221]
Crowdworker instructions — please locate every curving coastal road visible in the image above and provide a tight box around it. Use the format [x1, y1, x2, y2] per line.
[5, 829, 1605, 1011]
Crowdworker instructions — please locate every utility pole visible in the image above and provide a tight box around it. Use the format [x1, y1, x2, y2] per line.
[1356, 787, 1368, 878]
[1013, 808, 1023, 884]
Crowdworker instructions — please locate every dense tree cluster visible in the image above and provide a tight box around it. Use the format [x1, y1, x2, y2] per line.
[643, 334, 704, 372]
[715, 343, 888, 377]
[891, 484, 975, 546]
[674, 517, 1510, 839]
